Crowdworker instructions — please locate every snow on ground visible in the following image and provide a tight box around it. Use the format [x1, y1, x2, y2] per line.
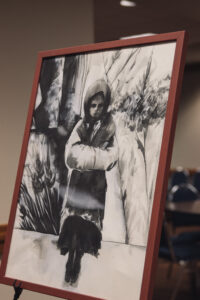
[6, 229, 146, 300]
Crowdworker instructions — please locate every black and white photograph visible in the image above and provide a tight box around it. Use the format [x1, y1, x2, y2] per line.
[4, 41, 176, 300]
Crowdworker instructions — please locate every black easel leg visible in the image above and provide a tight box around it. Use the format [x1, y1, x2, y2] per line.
[13, 280, 23, 300]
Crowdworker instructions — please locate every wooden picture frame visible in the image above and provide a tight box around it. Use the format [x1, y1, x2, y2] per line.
[0, 31, 188, 300]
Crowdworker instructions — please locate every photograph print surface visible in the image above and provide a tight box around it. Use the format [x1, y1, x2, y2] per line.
[4, 41, 176, 300]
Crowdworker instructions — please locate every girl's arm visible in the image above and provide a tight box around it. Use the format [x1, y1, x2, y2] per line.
[65, 127, 118, 171]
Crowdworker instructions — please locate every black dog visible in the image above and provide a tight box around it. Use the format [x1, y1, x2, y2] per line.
[57, 215, 102, 284]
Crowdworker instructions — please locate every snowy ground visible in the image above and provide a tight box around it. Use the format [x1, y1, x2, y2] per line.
[6, 229, 146, 300]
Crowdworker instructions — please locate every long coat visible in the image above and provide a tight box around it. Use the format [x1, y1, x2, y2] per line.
[63, 113, 117, 229]
[61, 79, 126, 242]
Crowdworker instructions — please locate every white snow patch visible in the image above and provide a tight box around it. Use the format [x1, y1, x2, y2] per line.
[6, 229, 146, 300]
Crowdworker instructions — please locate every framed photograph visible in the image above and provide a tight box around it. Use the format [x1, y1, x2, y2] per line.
[0, 31, 188, 300]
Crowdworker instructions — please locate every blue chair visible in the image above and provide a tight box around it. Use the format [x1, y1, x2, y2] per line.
[159, 221, 200, 300]
[168, 183, 198, 203]
[170, 168, 189, 188]
[167, 183, 200, 228]
[193, 170, 200, 193]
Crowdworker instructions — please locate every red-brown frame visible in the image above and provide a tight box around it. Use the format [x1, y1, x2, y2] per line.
[0, 31, 188, 300]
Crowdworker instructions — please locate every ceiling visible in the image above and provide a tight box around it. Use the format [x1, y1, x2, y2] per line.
[94, 0, 200, 64]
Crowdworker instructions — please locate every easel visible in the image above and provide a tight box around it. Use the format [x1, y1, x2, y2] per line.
[13, 281, 23, 300]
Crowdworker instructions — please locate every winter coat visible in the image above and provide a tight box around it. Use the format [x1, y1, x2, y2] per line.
[63, 113, 118, 229]
[61, 79, 126, 242]
[61, 79, 116, 228]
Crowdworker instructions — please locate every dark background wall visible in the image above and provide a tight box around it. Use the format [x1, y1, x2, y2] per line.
[171, 64, 200, 168]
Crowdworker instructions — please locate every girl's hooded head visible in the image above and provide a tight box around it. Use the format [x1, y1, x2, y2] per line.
[84, 79, 111, 122]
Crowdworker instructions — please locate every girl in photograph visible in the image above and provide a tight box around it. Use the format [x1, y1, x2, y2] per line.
[58, 79, 123, 284]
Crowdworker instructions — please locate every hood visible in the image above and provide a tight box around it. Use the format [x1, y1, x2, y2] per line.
[83, 79, 111, 121]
